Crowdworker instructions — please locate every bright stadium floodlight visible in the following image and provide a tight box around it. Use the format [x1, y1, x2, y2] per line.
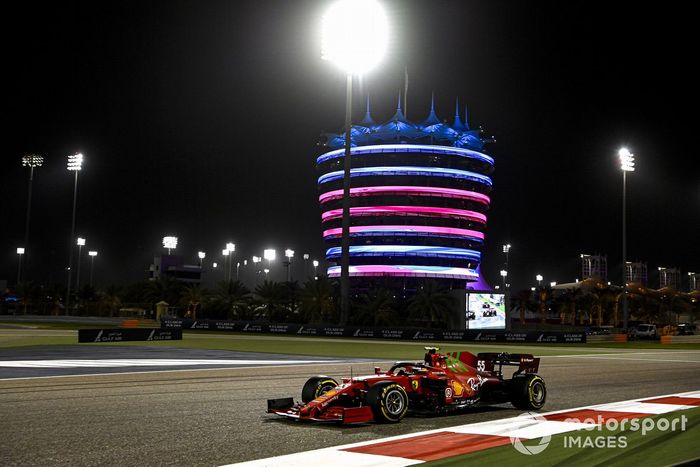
[77, 237, 86, 246]
[67, 153, 83, 171]
[536, 274, 543, 286]
[550, 282, 557, 287]
[263, 249, 276, 262]
[619, 148, 635, 172]
[163, 236, 178, 254]
[322, 0, 388, 325]
[198, 251, 205, 267]
[226, 242, 235, 253]
[321, 0, 388, 76]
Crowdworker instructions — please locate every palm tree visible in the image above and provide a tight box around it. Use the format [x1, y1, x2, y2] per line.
[300, 276, 336, 323]
[354, 287, 398, 327]
[407, 281, 457, 328]
[180, 285, 207, 319]
[254, 280, 288, 321]
[101, 285, 122, 317]
[537, 286, 553, 324]
[212, 280, 251, 320]
[142, 276, 183, 307]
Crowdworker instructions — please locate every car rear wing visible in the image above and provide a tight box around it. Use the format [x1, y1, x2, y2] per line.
[475, 352, 540, 377]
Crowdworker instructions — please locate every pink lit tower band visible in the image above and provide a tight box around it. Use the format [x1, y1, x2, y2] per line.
[317, 95, 495, 289]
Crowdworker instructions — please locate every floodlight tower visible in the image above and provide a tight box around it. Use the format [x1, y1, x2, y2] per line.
[619, 147, 635, 330]
[20, 153, 44, 282]
[16, 248, 25, 286]
[264, 249, 276, 279]
[88, 250, 98, 286]
[285, 249, 295, 282]
[536, 274, 543, 287]
[163, 236, 178, 255]
[76, 237, 86, 290]
[65, 153, 83, 311]
[321, 0, 388, 324]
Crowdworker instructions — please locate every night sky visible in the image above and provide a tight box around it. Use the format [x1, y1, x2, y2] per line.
[3, 0, 698, 292]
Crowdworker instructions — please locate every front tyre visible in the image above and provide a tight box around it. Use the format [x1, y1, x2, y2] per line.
[301, 376, 338, 403]
[511, 374, 546, 410]
[366, 381, 409, 423]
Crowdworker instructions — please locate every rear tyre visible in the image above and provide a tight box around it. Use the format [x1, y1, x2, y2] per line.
[366, 381, 409, 423]
[511, 374, 546, 410]
[301, 376, 338, 403]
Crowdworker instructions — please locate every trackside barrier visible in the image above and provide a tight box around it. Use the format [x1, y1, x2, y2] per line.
[159, 319, 586, 344]
[614, 333, 628, 342]
[661, 335, 700, 344]
[121, 319, 140, 328]
[78, 328, 182, 343]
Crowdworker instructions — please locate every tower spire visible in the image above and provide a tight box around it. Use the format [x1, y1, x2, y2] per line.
[361, 93, 375, 125]
[453, 97, 465, 131]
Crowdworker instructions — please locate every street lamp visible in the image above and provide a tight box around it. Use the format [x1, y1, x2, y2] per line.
[322, 0, 388, 324]
[76, 237, 86, 291]
[619, 147, 635, 330]
[198, 251, 206, 267]
[313, 259, 319, 279]
[222, 249, 230, 281]
[16, 248, 25, 286]
[163, 236, 178, 255]
[285, 249, 295, 282]
[303, 253, 310, 278]
[88, 250, 98, 287]
[536, 274, 543, 287]
[264, 249, 276, 279]
[65, 153, 83, 311]
[21, 154, 43, 282]
[502, 244, 511, 268]
[500, 269, 508, 289]
[226, 243, 235, 282]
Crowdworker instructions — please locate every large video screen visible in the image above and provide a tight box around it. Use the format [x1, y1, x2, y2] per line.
[466, 292, 506, 329]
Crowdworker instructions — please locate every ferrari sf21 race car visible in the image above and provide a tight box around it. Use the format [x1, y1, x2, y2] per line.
[267, 347, 546, 424]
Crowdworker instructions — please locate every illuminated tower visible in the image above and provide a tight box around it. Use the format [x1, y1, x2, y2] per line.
[317, 95, 495, 289]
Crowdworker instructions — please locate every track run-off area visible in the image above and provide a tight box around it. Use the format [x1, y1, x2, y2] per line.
[0, 328, 699, 466]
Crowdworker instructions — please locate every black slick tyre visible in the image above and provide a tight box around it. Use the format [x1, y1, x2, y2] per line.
[366, 381, 409, 423]
[301, 376, 338, 403]
[511, 374, 546, 410]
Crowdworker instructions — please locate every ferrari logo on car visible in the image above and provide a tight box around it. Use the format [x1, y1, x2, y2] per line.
[412, 380, 419, 391]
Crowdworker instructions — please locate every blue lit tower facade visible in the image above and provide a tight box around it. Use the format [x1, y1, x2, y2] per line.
[317, 96, 495, 289]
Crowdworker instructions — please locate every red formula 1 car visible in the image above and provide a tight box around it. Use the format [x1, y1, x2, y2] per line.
[267, 347, 546, 424]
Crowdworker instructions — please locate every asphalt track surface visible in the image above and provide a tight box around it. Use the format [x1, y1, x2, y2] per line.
[1, 342, 699, 466]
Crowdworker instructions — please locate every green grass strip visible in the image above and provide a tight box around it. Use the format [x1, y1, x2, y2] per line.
[424, 407, 700, 467]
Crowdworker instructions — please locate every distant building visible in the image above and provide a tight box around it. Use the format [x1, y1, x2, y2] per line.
[316, 95, 495, 290]
[658, 267, 681, 290]
[581, 254, 607, 281]
[148, 255, 202, 284]
[625, 261, 648, 285]
[689, 272, 699, 291]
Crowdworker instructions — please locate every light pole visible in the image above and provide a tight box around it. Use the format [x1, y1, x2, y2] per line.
[253, 256, 262, 281]
[198, 251, 206, 268]
[313, 260, 319, 279]
[16, 248, 25, 286]
[21, 154, 43, 281]
[75, 237, 86, 291]
[264, 249, 276, 280]
[322, 0, 388, 324]
[222, 249, 230, 282]
[226, 243, 235, 282]
[619, 147, 635, 330]
[285, 249, 295, 282]
[65, 153, 83, 312]
[500, 269, 508, 289]
[88, 250, 98, 287]
[303, 253, 310, 278]
[536, 274, 543, 287]
[163, 236, 178, 255]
